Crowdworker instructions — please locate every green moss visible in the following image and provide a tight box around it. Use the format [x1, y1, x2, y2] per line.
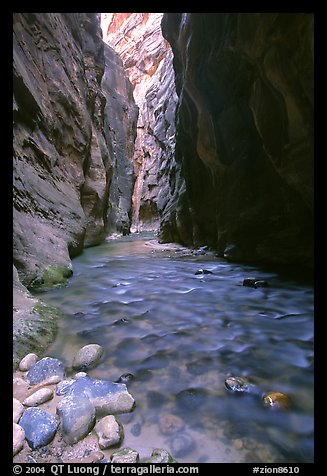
[30, 265, 73, 291]
[13, 299, 62, 371]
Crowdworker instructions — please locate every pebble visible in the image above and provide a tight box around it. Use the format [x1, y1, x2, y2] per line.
[23, 388, 53, 407]
[19, 353, 38, 372]
[95, 415, 124, 449]
[145, 448, 177, 463]
[19, 407, 58, 449]
[13, 423, 25, 456]
[225, 376, 253, 393]
[111, 447, 139, 463]
[263, 391, 291, 410]
[116, 373, 134, 383]
[131, 423, 141, 437]
[56, 395, 96, 445]
[233, 438, 243, 450]
[75, 372, 88, 379]
[72, 344, 104, 371]
[26, 357, 65, 385]
[13, 398, 24, 423]
[159, 414, 184, 435]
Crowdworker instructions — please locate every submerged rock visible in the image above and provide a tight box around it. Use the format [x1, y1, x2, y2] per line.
[195, 269, 213, 275]
[169, 433, 196, 458]
[26, 357, 65, 385]
[13, 398, 24, 423]
[13, 423, 25, 456]
[19, 407, 58, 449]
[224, 376, 259, 395]
[243, 278, 269, 288]
[111, 447, 139, 463]
[56, 395, 96, 445]
[116, 373, 134, 384]
[64, 375, 135, 415]
[263, 391, 291, 410]
[19, 353, 38, 372]
[72, 344, 104, 371]
[159, 414, 184, 435]
[23, 387, 54, 407]
[95, 415, 124, 449]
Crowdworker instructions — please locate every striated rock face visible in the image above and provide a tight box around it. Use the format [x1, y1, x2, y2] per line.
[102, 13, 177, 232]
[160, 13, 313, 268]
[13, 13, 137, 367]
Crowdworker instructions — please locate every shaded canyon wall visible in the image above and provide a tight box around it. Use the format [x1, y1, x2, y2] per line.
[13, 13, 137, 367]
[102, 13, 178, 232]
[160, 13, 313, 269]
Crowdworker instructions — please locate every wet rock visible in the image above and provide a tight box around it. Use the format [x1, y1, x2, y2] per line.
[111, 447, 139, 463]
[23, 388, 53, 407]
[224, 376, 259, 394]
[195, 269, 213, 275]
[26, 357, 65, 385]
[169, 433, 196, 458]
[159, 414, 184, 435]
[243, 278, 269, 288]
[19, 353, 38, 372]
[72, 344, 104, 371]
[145, 448, 177, 463]
[56, 379, 76, 396]
[56, 395, 96, 445]
[175, 388, 209, 411]
[116, 373, 134, 383]
[263, 391, 291, 410]
[95, 415, 124, 449]
[13, 423, 25, 456]
[19, 407, 58, 449]
[13, 398, 24, 423]
[131, 423, 141, 437]
[65, 375, 135, 415]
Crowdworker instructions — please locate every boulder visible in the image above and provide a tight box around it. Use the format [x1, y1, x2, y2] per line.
[19, 407, 58, 449]
[95, 415, 124, 449]
[65, 376, 135, 415]
[26, 357, 65, 385]
[56, 395, 96, 445]
[72, 344, 104, 371]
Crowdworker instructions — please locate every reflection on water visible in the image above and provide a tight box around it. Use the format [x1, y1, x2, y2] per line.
[42, 233, 314, 463]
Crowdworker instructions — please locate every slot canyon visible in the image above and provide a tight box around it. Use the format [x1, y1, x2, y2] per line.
[13, 13, 313, 464]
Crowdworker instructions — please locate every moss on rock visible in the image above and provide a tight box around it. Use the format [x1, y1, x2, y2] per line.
[30, 265, 73, 291]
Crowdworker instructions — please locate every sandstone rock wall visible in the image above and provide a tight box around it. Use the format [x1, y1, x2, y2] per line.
[102, 13, 177, 232]
[160, 13, 313, 268]
[13, 13, 137, 366]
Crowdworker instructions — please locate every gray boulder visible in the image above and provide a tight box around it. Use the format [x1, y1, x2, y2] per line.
[65, 376, 135, 415]
[19, 407, 58, 449]
[56, 395, 96, 445]
[26, 357, 65, 385]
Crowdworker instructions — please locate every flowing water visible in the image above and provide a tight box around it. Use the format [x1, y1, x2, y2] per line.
[40, 232, 314, 463]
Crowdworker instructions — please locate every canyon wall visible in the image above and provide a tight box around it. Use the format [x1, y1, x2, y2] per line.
[160, 13, 313, 269]
[13, 13, 137, 367]
[102, 13, 178, 231]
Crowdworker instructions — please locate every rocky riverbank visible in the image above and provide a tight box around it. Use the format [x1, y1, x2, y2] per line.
[13, 348, 177, 463]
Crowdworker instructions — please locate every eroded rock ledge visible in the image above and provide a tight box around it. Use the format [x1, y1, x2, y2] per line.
[13, 13, 138, 367]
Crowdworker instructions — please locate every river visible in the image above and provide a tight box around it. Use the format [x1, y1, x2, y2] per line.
[38, 232, 314, 463]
